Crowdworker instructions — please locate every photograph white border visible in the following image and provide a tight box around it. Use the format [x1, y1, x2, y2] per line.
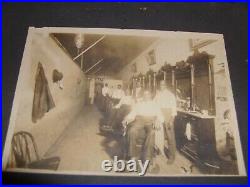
[2, 27, 247, 177]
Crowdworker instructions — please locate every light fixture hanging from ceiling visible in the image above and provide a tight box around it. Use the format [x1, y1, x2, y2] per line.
[74, 33, 84, 49]
[74, 33, 85, 70]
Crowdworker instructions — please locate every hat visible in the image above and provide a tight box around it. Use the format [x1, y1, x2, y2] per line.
[52, 69, 63, 83]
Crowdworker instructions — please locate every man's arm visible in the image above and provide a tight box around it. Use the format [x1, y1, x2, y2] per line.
[122, 105, 137, 125]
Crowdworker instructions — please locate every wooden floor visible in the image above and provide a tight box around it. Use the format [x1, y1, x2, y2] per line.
[45, 105, 202, 176]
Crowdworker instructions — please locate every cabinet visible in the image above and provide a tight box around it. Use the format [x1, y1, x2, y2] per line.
[175, 110, 222, 173]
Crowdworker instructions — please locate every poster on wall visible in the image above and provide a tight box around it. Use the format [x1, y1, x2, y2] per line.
[131, 63, 137, 73]
[2, 27, 246, 180]
[146, 49, 157, 66]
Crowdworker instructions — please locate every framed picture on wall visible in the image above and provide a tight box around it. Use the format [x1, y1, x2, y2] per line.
[146, 49, 156, 66]
[131, 62, 137, 73]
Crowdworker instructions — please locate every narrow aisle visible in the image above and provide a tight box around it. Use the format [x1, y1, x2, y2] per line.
[45, 105, 113, 173]
[45, 104, 201, 175]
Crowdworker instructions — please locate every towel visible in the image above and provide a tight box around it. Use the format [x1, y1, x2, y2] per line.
[32, 63, 55, 123]
[154, 120, 165, 155]
[185, 122, 192, 141]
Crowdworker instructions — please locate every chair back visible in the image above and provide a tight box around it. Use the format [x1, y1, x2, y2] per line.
[11, 131, 40, 168]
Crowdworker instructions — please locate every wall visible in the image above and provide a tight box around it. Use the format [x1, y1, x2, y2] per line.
[118, 38, 191, 82]
[5, 29, 87, 165]
[118, 37, 230, 84]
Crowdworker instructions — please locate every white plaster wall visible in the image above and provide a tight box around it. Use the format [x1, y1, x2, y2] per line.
[118, 38, 191, 83]
[10, 31, 87, 157]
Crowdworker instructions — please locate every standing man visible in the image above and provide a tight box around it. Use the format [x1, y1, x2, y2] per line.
[102, 83, 109, 97]
[89, 78, 95, 105]
[154, 80, 177, 164]
[101, 83, 109, 113]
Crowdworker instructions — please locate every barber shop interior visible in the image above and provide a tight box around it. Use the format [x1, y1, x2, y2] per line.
[4, 28, 240, 176]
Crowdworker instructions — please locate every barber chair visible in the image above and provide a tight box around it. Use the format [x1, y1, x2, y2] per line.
[9, 131, 60, 170]
[99, 117, 125, 136]
[105, 96, 114, 116]
[100, 102, 129, 135]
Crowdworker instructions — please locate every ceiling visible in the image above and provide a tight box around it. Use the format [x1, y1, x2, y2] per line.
[51, 33, 157, 76]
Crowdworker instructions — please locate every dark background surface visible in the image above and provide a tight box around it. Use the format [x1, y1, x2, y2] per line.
[2, 3, 248, 184]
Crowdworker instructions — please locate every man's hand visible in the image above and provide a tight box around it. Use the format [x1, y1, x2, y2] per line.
[122, 120, 128, 127]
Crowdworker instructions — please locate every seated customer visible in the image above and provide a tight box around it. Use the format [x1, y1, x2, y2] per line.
[104, 84, 125, 117]
[122, 90, 164, 171]
[107, 89, 134, 132]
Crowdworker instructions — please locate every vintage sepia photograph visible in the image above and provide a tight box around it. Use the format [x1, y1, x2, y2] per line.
[2, 27, 246, 177]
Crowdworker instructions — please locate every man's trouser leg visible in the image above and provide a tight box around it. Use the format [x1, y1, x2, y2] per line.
[127, 121, 143, 159]
[127, 117, 155, 161]
[102, 96, 107, 113]
[105, 97, 112, 116]
[161, 109, 176, 163]
[143, 123, 155, 162]
[165, 120, 176, 163]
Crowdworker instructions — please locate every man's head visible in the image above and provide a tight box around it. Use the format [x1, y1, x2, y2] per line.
[143, 90, 152, 101]
[105, 83, 108, 87]
[159, 80, 167, 91]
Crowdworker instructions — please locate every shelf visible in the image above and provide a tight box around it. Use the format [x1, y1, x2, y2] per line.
[177, 109, 215, 119]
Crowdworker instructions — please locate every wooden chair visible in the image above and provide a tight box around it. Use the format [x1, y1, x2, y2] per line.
[11, 131, 60, 170]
